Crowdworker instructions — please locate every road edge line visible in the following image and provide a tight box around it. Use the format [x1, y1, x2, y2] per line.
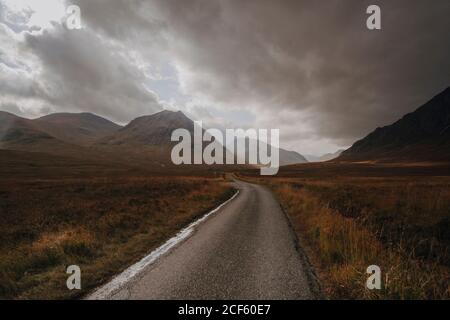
[86, 189, 240, 300]
[277, 202, 324, 299]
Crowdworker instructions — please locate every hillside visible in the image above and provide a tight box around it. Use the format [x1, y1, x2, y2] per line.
[1, 109, 308, 170]
[35, 112, 122, 146]
[0, 111, 75, 153]
[305, 150, 344, 162]
[278, 148, 308, 166]
[97, 110, 193, 146]
[338, 87, 450, 162]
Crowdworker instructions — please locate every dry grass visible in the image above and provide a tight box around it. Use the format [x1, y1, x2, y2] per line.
[250, 176, 450, 299]
[0, 176, 234, 299]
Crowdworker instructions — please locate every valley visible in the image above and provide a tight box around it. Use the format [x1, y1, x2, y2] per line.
[0, 87, 449, 299]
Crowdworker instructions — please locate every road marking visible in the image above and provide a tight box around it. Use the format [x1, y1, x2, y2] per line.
[86, 189, 240, 300]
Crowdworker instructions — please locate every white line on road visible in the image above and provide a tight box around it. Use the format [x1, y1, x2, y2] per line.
[86, 189, 240, 300]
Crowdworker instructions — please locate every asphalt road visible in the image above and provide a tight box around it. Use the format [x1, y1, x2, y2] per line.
[89, 180, 318, 300]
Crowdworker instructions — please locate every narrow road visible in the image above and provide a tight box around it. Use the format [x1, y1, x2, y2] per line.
[89, 180, 318, 300]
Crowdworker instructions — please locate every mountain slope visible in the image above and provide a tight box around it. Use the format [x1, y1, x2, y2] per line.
[1, 109, 307, 169]
[98, 110, 308, 166]
[0, 111, 68, 151]
[278, 148, 308, 166]
[0, 111, 123, 163]
[305, 149, 344, 162]
[35, 112, 122, 146]
[338, 87, 450, 162]
[239, 144, 308, 166]
[94, 110, 213, 168]
[98, 110, 193, 146]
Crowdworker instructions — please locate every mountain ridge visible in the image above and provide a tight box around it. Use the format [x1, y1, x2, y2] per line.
[0, 109, 309, 167]
[35, 112, 122, 146]
[337, 87, 450, 162]
[97, 110, 193, 146]
[305, 149, 344, 162]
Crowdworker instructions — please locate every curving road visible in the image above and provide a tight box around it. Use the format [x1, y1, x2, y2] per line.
[88, 180, 319, 300]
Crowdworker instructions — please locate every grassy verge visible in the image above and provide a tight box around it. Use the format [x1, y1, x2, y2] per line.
[252, 177, 449, 299]
[0, 176, 234, 299]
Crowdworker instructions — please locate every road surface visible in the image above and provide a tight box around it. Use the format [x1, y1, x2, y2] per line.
[88, 179, 319, 300]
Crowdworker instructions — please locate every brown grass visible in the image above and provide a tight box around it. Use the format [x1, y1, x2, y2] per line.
[245, 175, 450, 299]
[0, 176, 234, 299]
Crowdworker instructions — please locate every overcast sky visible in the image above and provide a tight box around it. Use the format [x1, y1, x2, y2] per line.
[1, 0, 449, 155]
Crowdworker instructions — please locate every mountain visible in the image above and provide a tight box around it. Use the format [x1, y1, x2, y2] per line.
[278, 148, 308, 166]
[0, 111, 69, 151]
[305, 149, 344, 162]
[0, 111, 121, 148]
[1, 109, 307, 169]
[0, 111, 125, 162]
[338, 87, 450, 162]
[98, 110, 193, 146]
[35, 112, 122, 146]
[98, 110, 310, 167]
[227, 138, 308, 166]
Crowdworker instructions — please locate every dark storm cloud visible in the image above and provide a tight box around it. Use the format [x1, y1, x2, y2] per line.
[23, 26, 162, 122]
[79, 0, 450, 145]
[146, 0, 450, 144]
[0, 1, 163, 123]
[1, 0, 450, 149]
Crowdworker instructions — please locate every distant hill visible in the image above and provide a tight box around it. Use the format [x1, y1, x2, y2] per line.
[278, 148, 308, 166]
[0, 110, 131, 166]
[97, 110, 192, 146]
[35, 112, 122, 146]
[0, 109, 308, 169]
[235, 141, 308, 166]
[98, 110, 308, 166]
[305, 149, 344, 162]
[0, 111, 72, 153]
[0, 111, 121, 147]
[338, 87, 450, 162]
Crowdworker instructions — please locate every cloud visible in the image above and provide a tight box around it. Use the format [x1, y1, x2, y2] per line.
[1, 0, 450, 154]
[147, 0, 450, 145]
[0, 1, 163, 123]
[24, 26, 162, 122]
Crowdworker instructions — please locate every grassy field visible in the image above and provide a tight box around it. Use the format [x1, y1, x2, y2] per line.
[242, 163, 450, 299]
[2, 150, 449, 300]
[0, 176, 234, 299]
